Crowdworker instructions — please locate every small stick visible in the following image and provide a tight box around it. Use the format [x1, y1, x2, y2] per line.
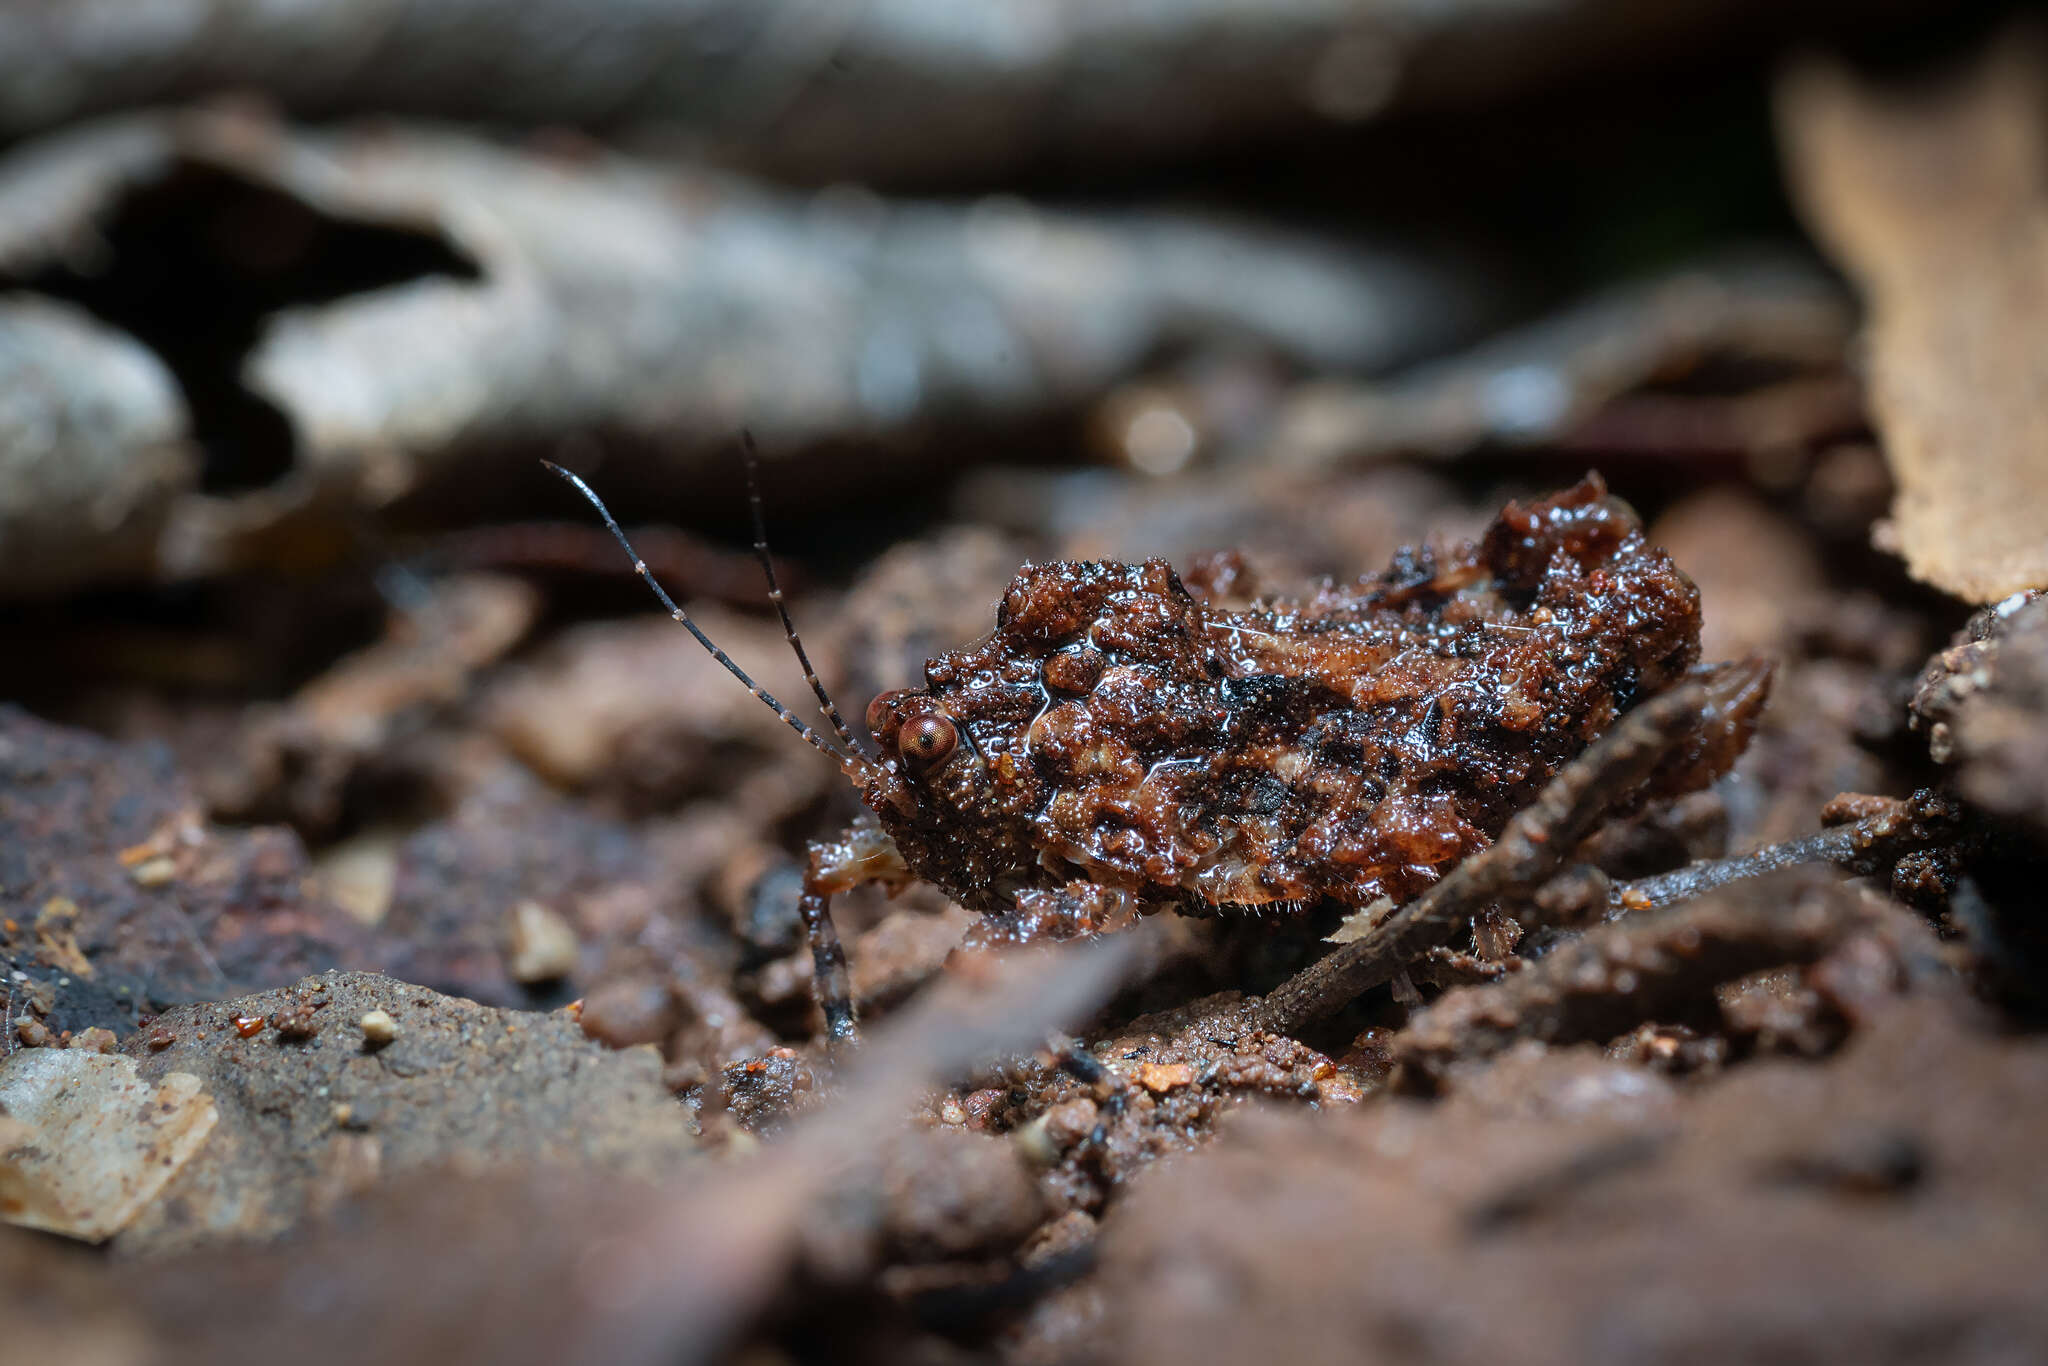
[1253, 664, 1765, 1035]
[1612, 828, 1861, 913]
[1607, 790, 1958, 916]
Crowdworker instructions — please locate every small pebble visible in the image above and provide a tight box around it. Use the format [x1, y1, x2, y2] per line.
[128, 857, 178, 888]
[504, 900, 580, 984]
[232, 1014, 266, 1038]
[359, 1009, 399, 1047]
[1011, 1114, 1064, 1167]
[147, 1028, 176, 1050]
[1138, 1062, 1195, 1093]
[14, 1015, 54, 1048]
[67, 1026, 119, 1054]
[578, 978, 678, 1049]
[1039, 1097, 1102, 1150]
[961, 1088, 1006, 1131]
[271, 1001, 321, 1040]
[1313, 1068, 1366, 1105]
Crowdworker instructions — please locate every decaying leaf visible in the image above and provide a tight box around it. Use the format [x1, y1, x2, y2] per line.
[1911, 591, 2048, 835]
[1090, 998, 2048, 1366]
[1778, 28, 2048, 603]
[0, 1049, 217, 1242]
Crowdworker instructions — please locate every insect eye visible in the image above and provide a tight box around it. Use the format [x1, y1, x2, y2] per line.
[866, 689, 913, 740]
[898, 714, 958, 767]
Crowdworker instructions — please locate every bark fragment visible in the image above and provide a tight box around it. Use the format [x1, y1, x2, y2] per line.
[0, 106, 1481, 594]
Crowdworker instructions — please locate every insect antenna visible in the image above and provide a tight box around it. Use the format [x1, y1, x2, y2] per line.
[541, 460, 866, 772]
[740, 430, 866, 757]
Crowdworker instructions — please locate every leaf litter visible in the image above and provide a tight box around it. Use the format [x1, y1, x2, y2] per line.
[3, 9, 2048, 1366]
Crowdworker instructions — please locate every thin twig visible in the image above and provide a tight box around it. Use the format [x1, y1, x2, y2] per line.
[1606, 788, 1959, 917]
[1253, 662, 1768, 1035]
[1612, 828, 1859, 914]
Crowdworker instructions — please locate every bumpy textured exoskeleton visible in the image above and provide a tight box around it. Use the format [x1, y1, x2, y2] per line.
[554, 466, 1768, 1047]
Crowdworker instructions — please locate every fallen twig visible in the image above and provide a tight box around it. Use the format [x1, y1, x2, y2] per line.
[1608, 790, 1961, 917]
[1266, 255, 1851, 469]
[1393, 877, 1897, 1085]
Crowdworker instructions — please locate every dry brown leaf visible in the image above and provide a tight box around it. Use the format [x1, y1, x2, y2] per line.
[0, 1050, 217, 1242]
[1778, 28, 2048, 604]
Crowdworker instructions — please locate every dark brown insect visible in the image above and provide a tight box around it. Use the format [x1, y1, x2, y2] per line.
[547, 462, 1769, 1046]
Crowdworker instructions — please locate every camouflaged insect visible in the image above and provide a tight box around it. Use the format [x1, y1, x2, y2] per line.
[553, 468, 1769, 1044]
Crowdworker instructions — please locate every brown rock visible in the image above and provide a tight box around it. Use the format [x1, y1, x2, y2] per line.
[0, 706, 381, 1038]
[110, 971, 695, 1253]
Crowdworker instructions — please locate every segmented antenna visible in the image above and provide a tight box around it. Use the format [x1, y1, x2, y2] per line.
[741, 430, 865, 757]
[541, 460, 864, 771]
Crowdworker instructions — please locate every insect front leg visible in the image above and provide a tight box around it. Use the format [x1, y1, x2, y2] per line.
[796, 877, 857, 1047]
[799, 815, 912, 1050]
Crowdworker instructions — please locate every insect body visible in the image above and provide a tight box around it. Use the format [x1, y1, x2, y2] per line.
[550, 467, 1767, 1046]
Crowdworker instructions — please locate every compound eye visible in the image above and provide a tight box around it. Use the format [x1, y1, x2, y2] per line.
[898, 714, 958, 767]
[866, 690, 909, 740]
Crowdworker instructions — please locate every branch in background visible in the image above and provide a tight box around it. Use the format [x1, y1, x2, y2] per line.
[1264, 255, 1854, 471]
[0, 0, 1905, 184]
